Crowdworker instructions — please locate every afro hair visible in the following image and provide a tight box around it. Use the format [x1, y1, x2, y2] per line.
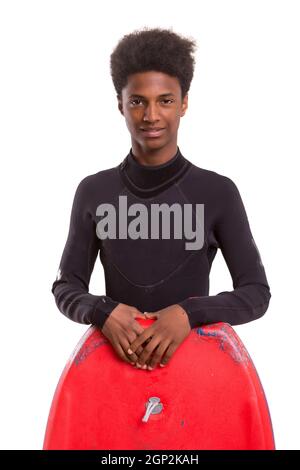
[110, 27, 197, 100]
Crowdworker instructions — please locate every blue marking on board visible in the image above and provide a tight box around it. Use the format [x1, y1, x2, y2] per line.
[195, 326, 249, 364]
[196, 328, 217, 338]
[74, 338, 107, 366]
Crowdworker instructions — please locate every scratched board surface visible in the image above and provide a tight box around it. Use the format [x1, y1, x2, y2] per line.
[43, 319, 275, 450]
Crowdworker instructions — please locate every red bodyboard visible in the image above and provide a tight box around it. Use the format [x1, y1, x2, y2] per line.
[43, 319, 275, 450]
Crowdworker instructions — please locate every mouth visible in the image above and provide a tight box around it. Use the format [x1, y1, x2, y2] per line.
[140, 128, 165, 138]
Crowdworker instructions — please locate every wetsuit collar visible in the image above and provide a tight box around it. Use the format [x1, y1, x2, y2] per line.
[119, 146, 191, 198]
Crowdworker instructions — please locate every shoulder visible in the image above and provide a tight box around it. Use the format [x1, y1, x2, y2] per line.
[191, 161, 236, 184]
[70, 166, 120, 212]
[75, 166, 119, 195]
[79, 165, 119, 187]
[186, 161, 240, 199]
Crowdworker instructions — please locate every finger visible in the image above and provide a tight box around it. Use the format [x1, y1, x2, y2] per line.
[127, 342, 147, 358]
[114, 342, 135, 365]
[159, 342, 179, 367]
[135, 346, 144, 357]
[144, 311, 161, 319]
[126, 329, 138, 344]
[125, 330, 144, 358]
[131, 321, 145, 336]
[133, 309, 146, 319]
[132, 336, 154, 361]
[119, 336, 140, 363]
[127, 328, 154, 355]
[147, 339, 171, 369]
[128, 328, 157, 361]
[135, 337, 161, 367]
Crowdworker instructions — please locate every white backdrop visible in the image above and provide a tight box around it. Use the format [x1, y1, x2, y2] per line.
[0, 0, 299, 450]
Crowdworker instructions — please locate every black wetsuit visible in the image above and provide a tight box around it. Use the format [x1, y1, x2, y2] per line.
[51, 146, 271, 329]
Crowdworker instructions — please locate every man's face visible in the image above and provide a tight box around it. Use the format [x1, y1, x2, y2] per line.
[118, 71, 188, 152]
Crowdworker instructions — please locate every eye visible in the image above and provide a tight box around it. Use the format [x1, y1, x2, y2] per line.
[130, 98, 174, 106]
[130, 99, 143, 106]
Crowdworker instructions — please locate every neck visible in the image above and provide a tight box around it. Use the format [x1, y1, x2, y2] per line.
[119, 145, 192, 199]
[130, 141, 179, 166]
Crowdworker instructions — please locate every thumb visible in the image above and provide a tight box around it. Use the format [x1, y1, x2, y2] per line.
[144, 312, 158, 319]
[134, 310, 146, 319]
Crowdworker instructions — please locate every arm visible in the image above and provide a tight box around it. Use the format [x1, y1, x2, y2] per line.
[178, 177, 271, 329]
[51, 177, 119, 329]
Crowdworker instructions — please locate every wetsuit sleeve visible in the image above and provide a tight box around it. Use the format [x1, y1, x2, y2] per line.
[51, 177, 119, 329]
[178, 178, 271, 329]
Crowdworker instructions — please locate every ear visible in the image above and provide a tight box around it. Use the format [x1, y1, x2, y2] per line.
[117, 94, 124, 116]
[180, 92, 188, 117]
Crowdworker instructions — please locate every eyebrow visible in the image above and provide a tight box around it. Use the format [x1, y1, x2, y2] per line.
[128, 93, 176, 98]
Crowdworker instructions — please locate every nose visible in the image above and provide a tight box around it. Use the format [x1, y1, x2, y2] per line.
[143, 102, 160, 123]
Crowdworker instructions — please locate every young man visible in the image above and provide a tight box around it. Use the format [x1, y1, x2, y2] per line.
[51, 27, 271, 372]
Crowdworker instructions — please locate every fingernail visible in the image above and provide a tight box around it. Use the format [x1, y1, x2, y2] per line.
[160, 363, 165, 367]
[142, 365, 147, 369]
[148, 366, 153, 370]
[136, 363, 141, 368]
[127, 349, 133, 355]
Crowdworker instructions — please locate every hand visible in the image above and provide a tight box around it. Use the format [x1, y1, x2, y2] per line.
[127, 304, 191, 370]
[101, 303, 146, 365]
